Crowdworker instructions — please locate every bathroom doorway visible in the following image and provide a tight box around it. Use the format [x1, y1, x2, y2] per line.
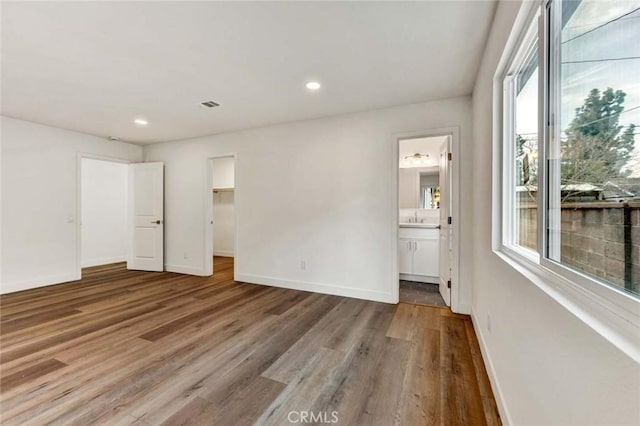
[395, 130, 457, 308]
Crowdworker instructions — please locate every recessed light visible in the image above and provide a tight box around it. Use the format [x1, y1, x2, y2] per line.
[134, 118, 148, 126]
[305, 81, 321, 90]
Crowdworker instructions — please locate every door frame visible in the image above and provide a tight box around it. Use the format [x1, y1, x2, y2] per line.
[391, 127, 461, 312]
[439, 138, 452, 305]
[76, 153, 132, 278]
[203, 153, 238, 277]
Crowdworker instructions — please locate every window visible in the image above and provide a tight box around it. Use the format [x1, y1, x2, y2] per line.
[499, 0, 640, 360]
[515, 47, 539, 251]
[501, 1, 639, 302]
[547, 0, 640, 297]
[503, 17, 539, 253]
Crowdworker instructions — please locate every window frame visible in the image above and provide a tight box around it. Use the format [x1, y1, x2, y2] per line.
[501, 12, 540, 261]
[496, 0, 640, 362]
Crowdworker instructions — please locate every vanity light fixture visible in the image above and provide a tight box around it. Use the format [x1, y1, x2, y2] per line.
[402, 153, 430, 167]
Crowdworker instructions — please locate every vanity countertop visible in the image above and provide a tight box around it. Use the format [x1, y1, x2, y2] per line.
[399, 223, 440, 229]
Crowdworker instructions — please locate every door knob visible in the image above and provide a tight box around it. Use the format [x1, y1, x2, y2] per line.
[151, 220, 162, 224]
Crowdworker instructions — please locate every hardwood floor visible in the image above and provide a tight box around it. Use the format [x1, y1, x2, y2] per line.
[0, 257, 500, 425]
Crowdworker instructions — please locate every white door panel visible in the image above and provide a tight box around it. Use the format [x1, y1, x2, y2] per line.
[439, 138, 452, 306]
[134, 228, 157, 257]
[128, 162, 164, 272]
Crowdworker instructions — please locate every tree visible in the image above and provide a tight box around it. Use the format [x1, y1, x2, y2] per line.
[562, 88, 636, 186]
[516, 134, 538, 185]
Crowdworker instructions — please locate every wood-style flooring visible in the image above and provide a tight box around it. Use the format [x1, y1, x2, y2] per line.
[0, 257, 500, 425]
[399, 280, 446, 307]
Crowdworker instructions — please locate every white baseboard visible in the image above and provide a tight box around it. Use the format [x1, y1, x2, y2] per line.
[165, 264, 209, 276]
[454, 302, 471, 315]
[81, 256, 127, 268]
[213, 250, 234, 257]
[470, 309, 512, 426]
[399, 273, 439, 284]
[0, 272, 81, 294]
[235, 273, 395, 304]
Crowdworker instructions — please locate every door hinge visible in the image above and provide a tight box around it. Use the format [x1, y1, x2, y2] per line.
[447, 152, 452, 161]
[447, 216, 452, 225]
[447, 280, 451, 289]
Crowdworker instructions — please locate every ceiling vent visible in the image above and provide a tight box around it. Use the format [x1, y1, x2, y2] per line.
[200, 100, 220, 108]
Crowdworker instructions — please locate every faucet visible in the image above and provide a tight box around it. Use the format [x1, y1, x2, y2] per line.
[404, 211, 418, 223]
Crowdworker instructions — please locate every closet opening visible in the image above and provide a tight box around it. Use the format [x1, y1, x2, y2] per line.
[206, 155, 237, 277]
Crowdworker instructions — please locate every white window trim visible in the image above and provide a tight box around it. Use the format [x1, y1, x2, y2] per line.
[501, 14, 538, 255]
[501, 74, 517, 249]
[493, 0, 640, 363]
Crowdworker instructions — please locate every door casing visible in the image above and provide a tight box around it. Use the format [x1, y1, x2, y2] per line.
[204, 153, 238, 277]
[391, 127, 462, 312]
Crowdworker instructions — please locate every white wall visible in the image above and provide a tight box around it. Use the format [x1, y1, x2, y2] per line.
[212, 157, 235, 257]
[471, 2, 640, 425]
[144, 97, 473, 305]
[420, 173, 438, 188]
[398, 166, 438, 209]
[81, 158, 128, 267]
[1, 116, 142, 293]
[212, 156, 235, 189]
[399, 167, 432, 208]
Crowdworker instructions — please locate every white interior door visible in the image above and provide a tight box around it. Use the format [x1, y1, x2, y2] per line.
[439, 138, 452, 306]
[128, 162, 164, 272]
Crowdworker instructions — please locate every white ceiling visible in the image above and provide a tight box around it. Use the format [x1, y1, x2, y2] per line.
[1, 1, 496, 144]
[399, 136, 447, 169]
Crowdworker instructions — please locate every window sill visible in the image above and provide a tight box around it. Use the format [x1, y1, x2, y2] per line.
[494, 247, 640, 363]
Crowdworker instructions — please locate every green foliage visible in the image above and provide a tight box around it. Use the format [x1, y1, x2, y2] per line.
[562, 88, 636, 185]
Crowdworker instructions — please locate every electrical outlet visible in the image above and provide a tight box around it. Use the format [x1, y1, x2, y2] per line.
[300, 260, 307, 271]
[487, 314, 492, 333]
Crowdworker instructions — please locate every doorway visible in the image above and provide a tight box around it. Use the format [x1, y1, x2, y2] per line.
[78, 156, 129, 276]
[394, 129, 458, 309]
[205, 154, 237, 277]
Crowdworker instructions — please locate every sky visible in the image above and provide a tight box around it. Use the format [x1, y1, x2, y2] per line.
[516, 0, 640, 177]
